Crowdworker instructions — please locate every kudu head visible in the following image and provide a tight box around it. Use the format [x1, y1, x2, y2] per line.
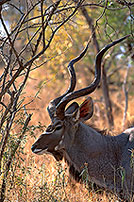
[31, 36, 129, 160]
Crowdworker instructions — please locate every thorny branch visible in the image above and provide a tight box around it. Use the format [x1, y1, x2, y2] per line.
[0, 0, 83, 144]
[0, 0, 84, 200]
[0, 0, 133, 200]
[0, 113, 32, 201]
[0, 0, 83, 100]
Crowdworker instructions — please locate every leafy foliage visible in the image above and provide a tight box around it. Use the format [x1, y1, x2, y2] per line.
[0, 0, 134, 201]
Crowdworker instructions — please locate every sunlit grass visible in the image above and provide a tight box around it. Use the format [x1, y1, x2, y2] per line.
[1, 67, 134, 202]
[3, 154, 122, 202]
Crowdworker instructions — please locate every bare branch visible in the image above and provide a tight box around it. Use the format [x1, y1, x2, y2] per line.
[0, 113, 32, 202]
[23, 0, 83, 67]
[41, 0, 45, 49]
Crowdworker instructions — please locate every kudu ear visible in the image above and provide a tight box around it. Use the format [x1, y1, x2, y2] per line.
[69, 97, 94, 122]
[65, 102, 79, 115]
[79, 97, 94, 122]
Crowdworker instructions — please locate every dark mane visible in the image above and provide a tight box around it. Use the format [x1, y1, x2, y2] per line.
[87, 124, 110, 136]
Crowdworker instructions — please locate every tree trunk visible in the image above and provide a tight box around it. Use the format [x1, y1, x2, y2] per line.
[79, 5, 114, 128]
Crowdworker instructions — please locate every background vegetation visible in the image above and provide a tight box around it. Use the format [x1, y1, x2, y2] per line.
[0, 0, 134, 201]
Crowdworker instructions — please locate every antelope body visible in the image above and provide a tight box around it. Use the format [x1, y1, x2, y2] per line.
[31, 35, 134, 199]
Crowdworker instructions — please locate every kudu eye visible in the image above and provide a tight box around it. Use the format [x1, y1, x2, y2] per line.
[46, 125, 54, 132]
[55, 125, 62, 130]
[32, 36, 130, 198]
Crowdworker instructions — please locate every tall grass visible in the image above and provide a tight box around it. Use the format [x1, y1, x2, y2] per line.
[2, 154, 122, 202]
[1, 67, 134, 202]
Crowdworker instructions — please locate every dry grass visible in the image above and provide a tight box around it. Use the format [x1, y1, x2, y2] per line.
[2, 67, 134, 202]
[3, 155, 122, 202]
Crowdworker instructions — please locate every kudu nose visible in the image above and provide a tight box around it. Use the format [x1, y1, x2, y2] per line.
[31, 144, 36, 152]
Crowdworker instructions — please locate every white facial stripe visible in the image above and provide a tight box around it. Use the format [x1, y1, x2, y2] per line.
[54, 135, 64, 151]
[44, 131, 53, 135]
[55, 125, 62, 129]
[55, 145, 58, 151]
[59, 140, 63, 145]
[33, 148, 49, 155]
[34, 148, 42, 153]
[61, 135, 64, 140]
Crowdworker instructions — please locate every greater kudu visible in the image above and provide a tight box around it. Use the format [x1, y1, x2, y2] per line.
[31, 35, 134, 199]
